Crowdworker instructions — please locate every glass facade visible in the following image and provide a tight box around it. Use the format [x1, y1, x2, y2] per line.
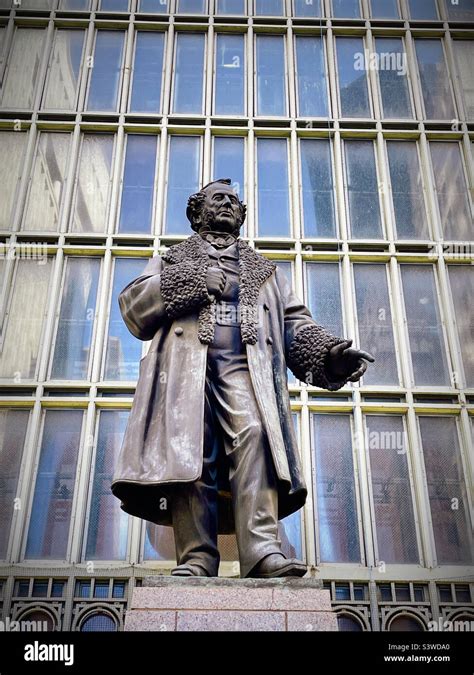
[0, 0, 472, 632]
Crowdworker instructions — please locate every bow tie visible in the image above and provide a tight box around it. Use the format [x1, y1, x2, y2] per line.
[200, 231, 237, 249]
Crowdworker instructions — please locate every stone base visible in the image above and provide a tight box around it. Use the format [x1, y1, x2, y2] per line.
[125, 576, 338, 632]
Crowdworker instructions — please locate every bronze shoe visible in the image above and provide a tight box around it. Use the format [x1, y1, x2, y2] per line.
[246, 553, 307, 579]
[171, 562, 211, 577]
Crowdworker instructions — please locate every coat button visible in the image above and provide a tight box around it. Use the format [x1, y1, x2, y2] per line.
[174, 327, 184, 336]
[266, 337, 273, 345]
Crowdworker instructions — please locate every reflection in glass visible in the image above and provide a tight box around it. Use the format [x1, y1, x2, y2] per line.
[407, 0, 438, 19]
[104, 258, 148, 380]
[294, 0, 322, 16]
[452, 41, 474, 120]
[375, 38, 412, 119]
[295, 37, 328, 118]
[42, 30, 85, 111]
[419, 417, 473, 564]
[140, 0, 168, 10]
[172, 33, 205, 114]
[26, 410, 83, 559]
[178, 0, 205, 10]
[100, 0, 129, 9]
[23, 133, 72, 232]
[60, 0, 91, 8]
[336, 37, 371, 118]
[217, 0, 245, 11]
[370, 0, 399, 18]
[215, 34, 245, 115]
[387, 141, 429, 239]
[313, 414, 360, 563]
[71, 135, 114, 233]
[256, 35, 286, 116]
[354, 264, 398, 386]
[430, 142, 472, 241]
[130, 32, 164, 113]
[0, 132, 27, 229]
[51, 258, 101, 380]
[401, 265, 450, 386]
[415, 39, 456, 120]
[448, 266, 474, 387]
[165, 136, 201, 234]
[0, 409, 29, 559]
[85, 411, 130, 560]
[306, 263, 343, 337]
[344, 140, 383, 239]
[300, 139, 336, 238]
[118, 135, 158, 234]
[255, 0, 283, 14]
[366, 416, 418, 563]
[0, 259, 53, 379]
[0, 28, 45, 109]
[332, 0, 360, 17]
[213, 137, 245, 199]
[256, 138, 290, 237]
[87, 31, 125, 112]
[445, 0, 474, 20]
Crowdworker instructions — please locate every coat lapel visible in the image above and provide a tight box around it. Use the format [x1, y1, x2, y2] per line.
[163, 234, 276, 345]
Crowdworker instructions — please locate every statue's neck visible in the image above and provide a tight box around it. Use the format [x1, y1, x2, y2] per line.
[198, 225, 239, 249]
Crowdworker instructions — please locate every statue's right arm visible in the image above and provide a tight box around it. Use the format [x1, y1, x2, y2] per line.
[118, 255, 211, 341]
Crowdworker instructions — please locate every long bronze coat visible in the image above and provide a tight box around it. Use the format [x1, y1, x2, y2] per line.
[111, 235, 347, 533]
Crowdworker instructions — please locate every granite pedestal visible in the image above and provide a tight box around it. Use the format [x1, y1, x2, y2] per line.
[125, 576, 338, 632]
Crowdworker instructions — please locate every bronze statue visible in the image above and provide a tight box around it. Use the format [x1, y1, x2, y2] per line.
[111, 179, 374, 578]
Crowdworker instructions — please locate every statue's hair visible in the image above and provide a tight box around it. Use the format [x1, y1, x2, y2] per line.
[186, 178, 247, 233]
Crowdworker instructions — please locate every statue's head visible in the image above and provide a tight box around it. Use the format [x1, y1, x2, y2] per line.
[186, 179, 246, 236]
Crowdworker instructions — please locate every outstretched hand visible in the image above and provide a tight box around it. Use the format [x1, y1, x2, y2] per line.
[326, 340, 375, 383]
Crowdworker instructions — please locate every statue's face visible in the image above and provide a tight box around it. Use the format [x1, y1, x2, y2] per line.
[201, 184, 241, 233]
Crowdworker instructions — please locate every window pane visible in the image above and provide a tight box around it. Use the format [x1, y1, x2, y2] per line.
[216, 0, 245, 12]
[295, 37, 328, 118]
[419, 417, 473, 564]
[165, 136, 201, 234]
[256, 36, 286, 117]
[0, 132, 27, 230]
[178, 0, 206, 11]
[0, 28, 45, 109]
[375, 38, 412, 119]
[401, 265, 450, 386]
[25, 410, 83, 559]
[42, 30, 85, 111]
[354, 264, 398, 386]
[23, 133, 72, 232]
[312, 415, 360, 563]
[300, 139, 336, 238]
[60, 0, 91, 8]
[213, 137, 245, 199]
[51, 258, 101, 380]
[366, 416, 418, 563]
[387, 141, 429, 239]
[0, 409, 29, 559]
[332, 0, 360, 17]
[430, 142, 472, 241]
[86, 411, 130, 560]
[445, 0, 474, 20]
[118, 135, 158, 234]
[337, 37, 371, 118]
[306, 263, 343, 337]
[256, 138, 290, 237]
[100, 0, 129, 9]
[294, 0, 322, 16]
[71, 134, 114, 233]
[370, 0, 399, 18]
[129, 32, 164, 113]
[255, 0, 284, 14]
[448, 266, 474, 387]
[344, 140, 383, 239]
[407, 0, 438, 19]
[87, 31, 125, 112]
[415, 39, 456, 120]
[172, 33, 205, 114]
[452, 41, 474, 120]
[104, 258, 147, 380]
[0, 259, 53, 379]
[214, 34, 245, 115]
[140, 0, 168, 10]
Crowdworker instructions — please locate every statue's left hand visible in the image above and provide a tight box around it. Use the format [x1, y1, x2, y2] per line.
[326, 340, 375, 383]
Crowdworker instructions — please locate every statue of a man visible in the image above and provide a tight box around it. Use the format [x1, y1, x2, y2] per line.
[112, 179, 374, 578]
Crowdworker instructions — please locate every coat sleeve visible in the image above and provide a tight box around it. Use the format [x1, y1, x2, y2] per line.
[118, 255, 211, 341]
[275, 268, 350, 391]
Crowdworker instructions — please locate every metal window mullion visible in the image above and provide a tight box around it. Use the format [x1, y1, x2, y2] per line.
[406, 33, 426, 121]
[0, 16, 15, 84]
[437, 257, 466, 390]
[286, 23, 296, 120]
[247, 127, 256, 240]
[203, 125, 212, 187]
[418, 133, 443, 243]
[59, 124, 82, 235]
[161, 23, 174, 117]
[453, 415, 474, 548]
[334, 133, 349, 241]
[36, 248, 64, 383]
[441, 29, 461, 124]
[155, 126, 168, 237]
[107, 126, 125, 236]
[401, 414, 426, 567]
[382, 260, 404, 387]
[76, 18, 96, 112]
[204, 22, 213, 117]
[390, 257, 414, 388]
[90, 249, 112, 383]
[353, 400, 376, 568]
[301, 395, 316, 567]
[119, 21, 134, 114]
[375, 131, 392, 241]
[365, 29, 381, 121]
[360, 412, 381, 565]
[308, 411, 323, 566]
[9, 122, 39, 234]
[31, 20, 54, 114]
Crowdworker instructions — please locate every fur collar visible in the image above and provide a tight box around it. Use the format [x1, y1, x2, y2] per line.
[163, 234, 276, 345]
